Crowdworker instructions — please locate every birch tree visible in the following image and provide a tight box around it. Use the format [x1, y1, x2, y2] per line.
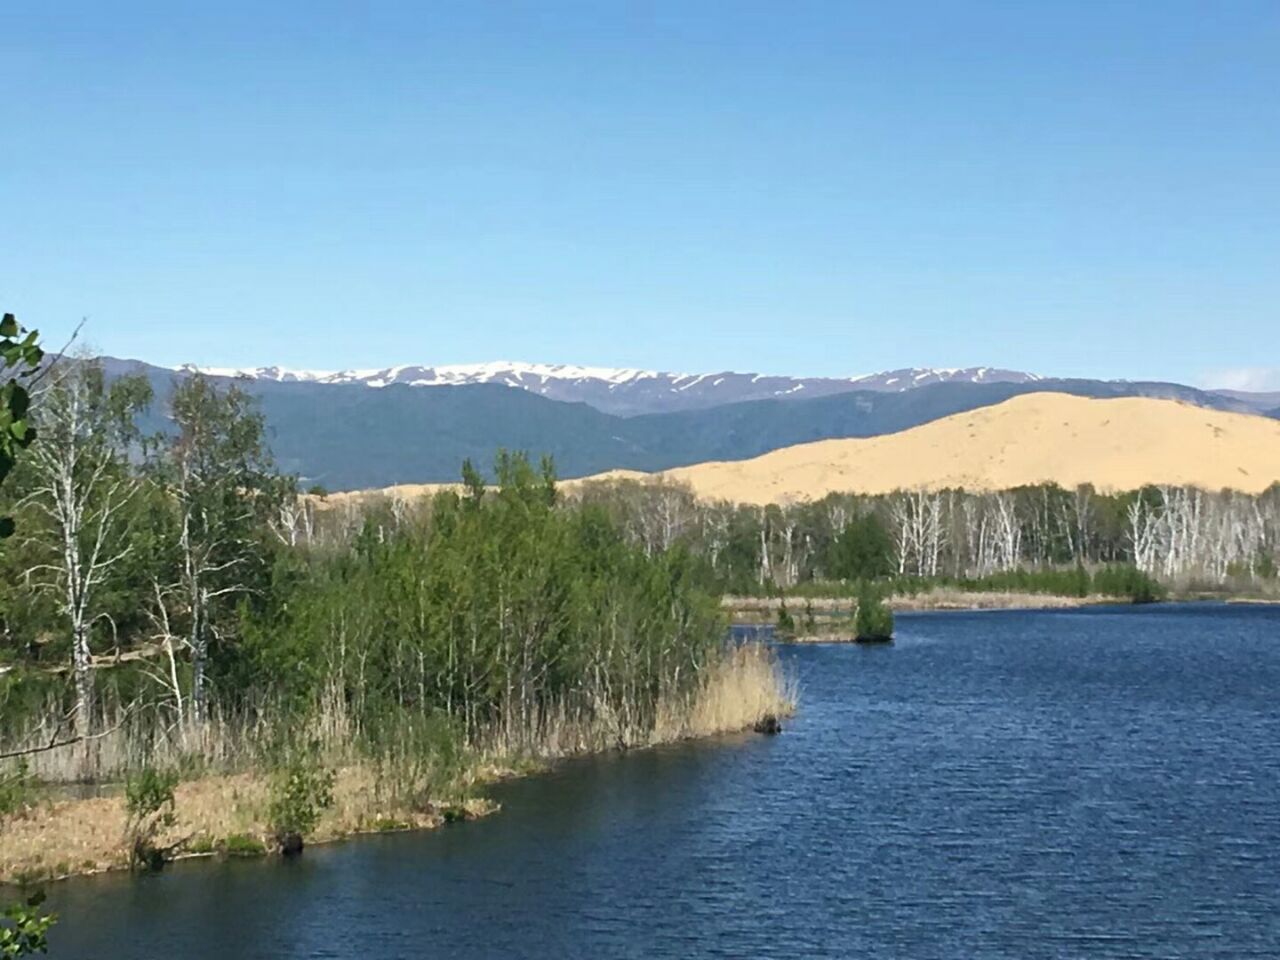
[23, 361, 151, 733]
[161, 375, 278, 729]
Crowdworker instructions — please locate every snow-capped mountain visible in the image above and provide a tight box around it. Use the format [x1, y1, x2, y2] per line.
[175, 361, 1042, 416]
[849, 367, 1042, 391]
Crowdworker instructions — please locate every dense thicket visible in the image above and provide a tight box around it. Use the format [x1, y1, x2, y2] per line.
[237, 455, 723, 742]
[0, 364, 726, 755]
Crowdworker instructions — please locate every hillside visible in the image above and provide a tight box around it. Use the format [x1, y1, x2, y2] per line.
[613, 393, 1280, 504]
[96, 356, 1274, 490]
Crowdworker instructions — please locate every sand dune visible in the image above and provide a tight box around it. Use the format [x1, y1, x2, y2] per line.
[322, 393, 1280, 507]
[616, 393, 1280, 504]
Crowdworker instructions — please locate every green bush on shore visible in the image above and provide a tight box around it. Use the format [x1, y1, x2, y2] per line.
[854, 587, 894, 641]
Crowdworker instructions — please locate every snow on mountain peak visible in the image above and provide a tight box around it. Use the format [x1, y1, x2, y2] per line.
[172, 360, 1040, 415]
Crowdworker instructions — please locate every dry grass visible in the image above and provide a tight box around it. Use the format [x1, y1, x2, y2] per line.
[0, 642, 793, 884]
[0, 766, 498, 884]
[476, 641, 794, 761]
[724, 590, 1105, 624]
[661, 643, 795, 739]
[886, 589, 1109, 611]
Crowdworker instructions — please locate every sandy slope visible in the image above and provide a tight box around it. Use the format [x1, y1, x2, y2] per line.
[627, 393, 1280, 504]
[322, 393, 1280, 507]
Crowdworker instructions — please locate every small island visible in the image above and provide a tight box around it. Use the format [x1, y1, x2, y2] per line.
[774, 589, 894, 644]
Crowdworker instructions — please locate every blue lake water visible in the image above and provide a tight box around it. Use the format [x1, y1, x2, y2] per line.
[44, 602, 1280, 958]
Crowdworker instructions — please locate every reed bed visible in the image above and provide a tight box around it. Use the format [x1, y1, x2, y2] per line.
[0, 641, 792, 885]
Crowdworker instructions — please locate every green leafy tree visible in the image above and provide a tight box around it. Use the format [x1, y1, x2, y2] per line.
[0, 314, 44, 537]
[21, 360, 152, 732]
[159, 375, 282, 728]
[0, 315, 54, 957]
[827, 513, 894, 582]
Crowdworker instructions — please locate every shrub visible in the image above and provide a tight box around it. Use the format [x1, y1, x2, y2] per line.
[1092, 564, 1165, 603]
[775, 601, 795, 637]
[855, 587, 894, 641]
[268, 750, 335, 854]
[1254, 552, 1276, 580]
[220, 833, 267, 857]
[0, 760, 34, 818]
[1, 892, 56, 959]
[124, 766, 179, 871]
[125, 767, 179, 820]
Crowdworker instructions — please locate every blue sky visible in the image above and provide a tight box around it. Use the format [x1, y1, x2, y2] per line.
[3, 2, 1278, 386]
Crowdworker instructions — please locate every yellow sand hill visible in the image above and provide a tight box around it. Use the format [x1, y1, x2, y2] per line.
[322, 393, 1280, 508]
[615, 392, 1280, 504]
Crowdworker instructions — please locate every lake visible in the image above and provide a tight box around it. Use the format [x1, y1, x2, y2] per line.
[44, 602, 1280, 958]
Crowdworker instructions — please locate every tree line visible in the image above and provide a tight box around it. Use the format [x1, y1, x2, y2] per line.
[0, 357, 739, 760]
[566, 479, 1278, 596]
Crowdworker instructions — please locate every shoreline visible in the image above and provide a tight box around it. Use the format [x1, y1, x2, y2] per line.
[1, 648, 794, 888]
[1, 721, 790, 888]
[725, 590, 1115, 623]
[0, 764, 504, 889]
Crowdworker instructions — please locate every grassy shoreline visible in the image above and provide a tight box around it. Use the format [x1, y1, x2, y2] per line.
[1, 644, 794, 887]
[725, 589, 1114, 625]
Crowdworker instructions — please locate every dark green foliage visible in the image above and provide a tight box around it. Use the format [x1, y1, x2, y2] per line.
[854, 587, 894, 641]
[240, 453, 724, 746]
[826, 513, 894, 581]
[0, 892, 55, 959]
[1091, 565, 1165, 603]
[802, 600, 817, 634]
[0, 315, 43, 465]
[1254, 552, 1276, 580]
[0, 759, 34, 817]
[124, 766, 178, 871]
[0, 313, 43, 537]
[125, 766, 178, 820]
[267, 746, 336, 850]
[775, 601, 795, 637]
[220, 833, 267, 857]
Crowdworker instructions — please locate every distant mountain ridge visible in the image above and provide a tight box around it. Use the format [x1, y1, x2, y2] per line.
[93, 354, 1280, 491]
[174, 360, 1044, 415]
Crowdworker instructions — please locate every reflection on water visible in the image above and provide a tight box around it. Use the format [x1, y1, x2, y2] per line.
[44, 603, 1280, 958]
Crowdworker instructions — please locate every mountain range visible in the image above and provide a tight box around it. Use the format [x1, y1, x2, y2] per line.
[95, 355, 1280, 491]
[175, 361, 1047, 416]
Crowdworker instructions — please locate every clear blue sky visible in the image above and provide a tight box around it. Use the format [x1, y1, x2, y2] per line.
[3, 2, 1278, 387]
